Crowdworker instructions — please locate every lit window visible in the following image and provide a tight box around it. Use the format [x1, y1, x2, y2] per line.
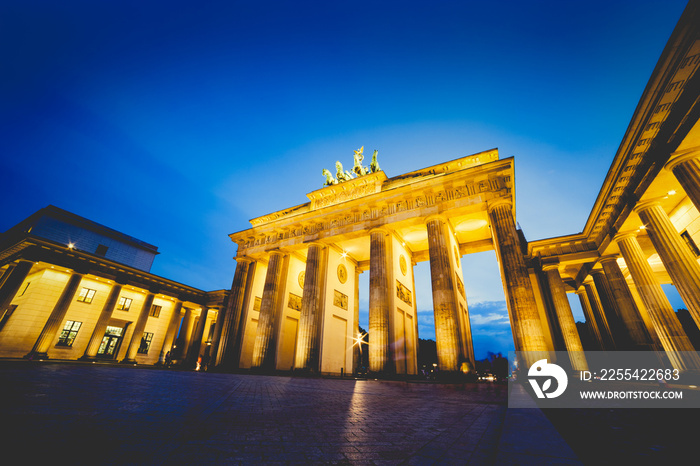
[681, 231, 700, 257]
[57, 320, 82, 346]
[138, 332, 153, 354]
[77, 288, 96, 303]
[149, 305, 161, 318]
[117, 297, 132, 311]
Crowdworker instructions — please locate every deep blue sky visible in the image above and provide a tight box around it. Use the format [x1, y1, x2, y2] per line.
[0, 1, 690, 359]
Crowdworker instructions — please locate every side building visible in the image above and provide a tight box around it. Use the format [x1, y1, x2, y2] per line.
[0, 205, 228, 366]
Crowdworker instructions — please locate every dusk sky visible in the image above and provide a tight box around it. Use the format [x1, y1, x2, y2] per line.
[0, 1, 690, 359]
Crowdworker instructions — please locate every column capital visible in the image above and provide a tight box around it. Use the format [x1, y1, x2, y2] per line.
[665, 145, 700, 171]
[303, 240, 327, 249]
[599, 254, 621, 264]
[590, 268, 605, 276]
[425, 214, 448, 225]
[487, 198, 512, 213]
[613, 231, 638, 243]
[541, 263, 560, 272]
[266, 249, 286, 258]
[368, 226, 391, 236]
[634, 199, 662, 214]
[575, 287, 587, 295]
[582, 276, 596, 285]
[234, 256, 254, 264]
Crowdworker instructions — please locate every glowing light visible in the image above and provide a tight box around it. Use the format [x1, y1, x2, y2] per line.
[667, 190, 676, 196]
[68, 242, 74, 249]
[639, 225, 646, 230]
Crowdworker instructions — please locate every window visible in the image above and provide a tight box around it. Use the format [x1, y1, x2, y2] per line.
[138, 332, 153, 354]
[77, 288, 96, 304]
[57, 320, 82, 346]
[0, 305, 17, 332]
[149, 304, 161, 318]
[681, 230, 700, 257]
[117, 297, 132, 311]
[19, 282, 30, 296]
[95, 244, 108, 257]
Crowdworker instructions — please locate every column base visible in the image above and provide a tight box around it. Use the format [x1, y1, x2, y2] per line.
[24, 351, 48, 360]
[120, 358, 138, 364]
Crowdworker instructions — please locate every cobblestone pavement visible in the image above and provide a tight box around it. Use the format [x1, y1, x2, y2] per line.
[0, 362, 579, 465]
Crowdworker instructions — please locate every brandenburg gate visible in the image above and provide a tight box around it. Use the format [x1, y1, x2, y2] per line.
[215, 148, 551, 375]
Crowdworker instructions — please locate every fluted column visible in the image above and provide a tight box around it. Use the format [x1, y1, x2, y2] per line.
[172, 307, 191, 360]
[25, 272, 83, 359]
[295, 243, 327, 371]
[80, 283, 123, 360]
[158, 300, 183, 363]
[591, 270, 630, 348]
[666, 147, 700, 212]
[582, 280, 616, 350]
[576, 288, 604, 350]
[369, 229, 393, 373]
[216, 259, 255, 369]
[599, 255, 653, 348]
[542, 265, 587, 371]
[426, 216, 463, 372]
[353, 269, 361, 374]
[488, 200, 548, 365]
[252, 251, 287, 370]
[615, 233, 700, 371]
[121, 292, 155, 363]
[636, 200, 700, 331]
[186, 306, 209, 367]
[0, 260, 33, 318]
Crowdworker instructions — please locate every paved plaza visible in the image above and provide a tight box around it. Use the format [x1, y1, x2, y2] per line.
[0, 361, 586, 465]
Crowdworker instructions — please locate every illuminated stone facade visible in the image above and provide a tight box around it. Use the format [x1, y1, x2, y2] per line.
[1, 5, 699, 376]
[218, 149, 550, 375]
[528, 3, 700, 371]
[216, 4, 700, 375]
[0, 206, 227, 365]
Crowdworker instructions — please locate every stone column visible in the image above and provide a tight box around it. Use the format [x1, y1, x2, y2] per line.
[174, 307, 192, 360]
[575, 288, 605, 350]
[252, 251, 287, 370]
[590, 270, 630, 348]
[615, 233, 700, 371]
[25, 272, 83, 359]
[121, 292, 155, 364]
[186, 306, 209, 367]
[369, 229, 393, 373]
[426, 216, 463, 372]
[353, 269, 361, 374]
[0, 260, 33, 316]
[158, 300, 182, 363]
[599, 255, 653, 348]
[666, 147, 700, 212]
[582, 280, 616, 350]
[215, 259, 254, 369]
[636, 200, 700, 331]
[488, 200, 548, 366]
[295, 243, 327, 371]
[80, 283, 123, 360]
[542, 265, 588, 371]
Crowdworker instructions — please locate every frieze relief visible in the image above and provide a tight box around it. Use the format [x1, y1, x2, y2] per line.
[236, 173, 511, 251]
